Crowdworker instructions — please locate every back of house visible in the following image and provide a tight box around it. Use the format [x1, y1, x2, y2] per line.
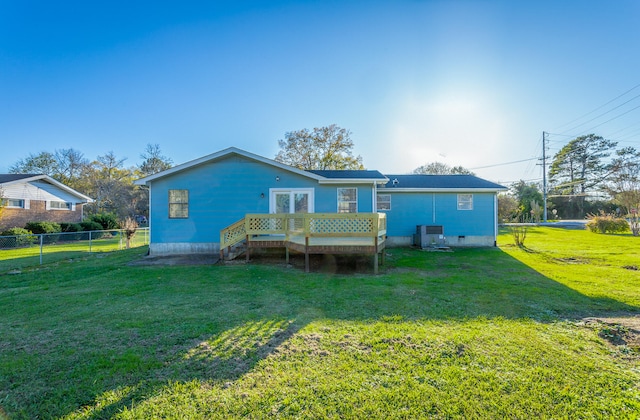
[135, 147, 506, 256]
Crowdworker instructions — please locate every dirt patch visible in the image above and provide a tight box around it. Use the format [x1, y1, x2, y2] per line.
[581, 316, 640, 357]
[127, 254, 219, 266]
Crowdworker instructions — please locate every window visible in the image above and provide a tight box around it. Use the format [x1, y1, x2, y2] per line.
[169, 189, 189, 218]
[270, 189, 314, 214]
[49, 201, 72, 210]
[377, 194, 391, 211]
[337, 188, 357, 213]
[3, 199, 25, 208]
[457, 194, 473, 210]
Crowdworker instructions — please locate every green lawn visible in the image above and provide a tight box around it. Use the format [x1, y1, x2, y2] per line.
[0, 227, 639, 419]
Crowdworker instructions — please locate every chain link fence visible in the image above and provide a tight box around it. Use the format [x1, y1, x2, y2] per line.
[0, 228, 149, 272]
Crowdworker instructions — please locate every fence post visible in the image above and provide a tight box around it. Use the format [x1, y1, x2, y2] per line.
[89, 231, 92, 253]
[39, 234, 43, 265]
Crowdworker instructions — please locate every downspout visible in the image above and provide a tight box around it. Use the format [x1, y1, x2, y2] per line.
[372, 181, 377, 212]
[432, 193, 436, 224]
[494, 193, 498, 247]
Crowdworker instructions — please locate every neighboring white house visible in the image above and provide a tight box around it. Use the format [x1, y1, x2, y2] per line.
[0, 174, 93, 230]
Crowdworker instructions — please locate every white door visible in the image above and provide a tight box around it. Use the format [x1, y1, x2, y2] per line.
[270, 189, 314, 214]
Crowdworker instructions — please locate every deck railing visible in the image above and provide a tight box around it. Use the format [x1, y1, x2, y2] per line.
[219, 213, 387, 257]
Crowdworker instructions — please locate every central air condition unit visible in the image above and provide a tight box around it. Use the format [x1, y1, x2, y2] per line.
[414, 225, 444, 248]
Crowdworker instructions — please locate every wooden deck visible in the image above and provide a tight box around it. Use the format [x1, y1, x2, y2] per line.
[220, 213, 387, 273]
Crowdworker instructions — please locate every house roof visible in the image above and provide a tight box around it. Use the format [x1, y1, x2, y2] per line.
[307, 169, 387, 180]
[0, 174, 94, 202]
[0, 174, 41, 183]
[306, 169, 388, 184]
[379, 174, 507, 192]
[135, 147, 388, 185]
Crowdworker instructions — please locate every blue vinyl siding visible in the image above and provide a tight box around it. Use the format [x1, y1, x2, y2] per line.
[380, 192, 496, 237]
[149, 155, 376, 243]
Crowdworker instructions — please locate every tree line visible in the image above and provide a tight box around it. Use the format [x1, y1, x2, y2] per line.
[6, 144, 173, 220]
[501, 134, 640, 225]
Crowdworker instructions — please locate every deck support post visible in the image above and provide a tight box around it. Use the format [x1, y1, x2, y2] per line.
[285, 247, 290, 264]
[305, 237, 310, 273]
[245, 235, 250, 262]
[373, 253, 379, 275]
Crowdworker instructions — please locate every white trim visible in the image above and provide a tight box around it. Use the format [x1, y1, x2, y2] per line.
[457, 194, 474, 211]
[0, 174, 93, 202]
[379, 187, 507, 193]
[337, 187, 358, 213]
[269, 188, 315, 214]
[318, 178, 388, 185]
[135, 147, 327, 185]
[376, 193, 391, 211]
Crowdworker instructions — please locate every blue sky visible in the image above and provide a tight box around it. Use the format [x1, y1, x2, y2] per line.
[2, 1, 639, 185]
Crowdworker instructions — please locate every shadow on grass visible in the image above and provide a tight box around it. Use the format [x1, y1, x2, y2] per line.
[1, 246, 638, 418]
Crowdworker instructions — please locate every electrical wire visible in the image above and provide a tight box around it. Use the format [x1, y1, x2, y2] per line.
[553, 82, 640, 132]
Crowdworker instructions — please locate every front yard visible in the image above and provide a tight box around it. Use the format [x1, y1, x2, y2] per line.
[0, 227, 639, 418]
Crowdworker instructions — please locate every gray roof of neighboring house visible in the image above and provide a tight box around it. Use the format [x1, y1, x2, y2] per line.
[0, 174, 41, 183]
[306, 170, 387, 180]
[379, 174, 507, 190]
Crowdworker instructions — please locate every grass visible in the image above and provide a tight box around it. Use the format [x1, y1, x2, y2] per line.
[0, 227, 639, 418]
[0, 230, 149, 273]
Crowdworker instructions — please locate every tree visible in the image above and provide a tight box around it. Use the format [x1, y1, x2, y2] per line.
[511, 181, 543, 221]
[275, 125, 364, 170]
[548, 134, 617, 194]
[497, 193, 518, 223]
[53, 148, 90, 188]
[413, 161, 475, 175]
[83, 152, 138, 219]
[9, 151, 58, 175]
[606, 147, 640, 235]
[139, 144, 173, 176]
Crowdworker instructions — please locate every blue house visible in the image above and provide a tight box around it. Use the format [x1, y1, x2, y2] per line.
[135, 147, 506, 257]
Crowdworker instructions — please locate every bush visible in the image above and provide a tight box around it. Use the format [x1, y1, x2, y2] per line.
[0, 227, 37, 248]
[586, 214, 630, 234]
[24, 221, 61, 244]
[59, 222, 83, 241]
[24, 221, 61, 234]
[88, 213, 120, 230]
[80, 221, 105, 239]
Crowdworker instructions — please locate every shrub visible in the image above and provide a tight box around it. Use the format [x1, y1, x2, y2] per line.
[0, 227, 37, 248]
[59, 222, 83, 241]
[80, 221, 105, 239]
[88, 213, 120, 230]
[586, 214, 630, 234]
[24, 221, 61, 234]
[24, 221, 61, 244]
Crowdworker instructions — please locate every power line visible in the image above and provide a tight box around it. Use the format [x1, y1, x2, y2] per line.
[560, 93, 640, 135]
[469, 157, 539, 170]
[553, 82, 640, 131]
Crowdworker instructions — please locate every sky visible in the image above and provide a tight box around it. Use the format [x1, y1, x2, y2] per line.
[2, 0, 640, 186]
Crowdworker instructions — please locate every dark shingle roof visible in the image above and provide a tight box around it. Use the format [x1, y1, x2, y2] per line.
[307, 170, 387, 180]
[379, 174, 507, 190]
[0, 174, 41, 183]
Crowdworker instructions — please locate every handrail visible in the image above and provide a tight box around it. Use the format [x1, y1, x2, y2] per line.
[220, 212, 387, 257]
[220, 218, 247, 251]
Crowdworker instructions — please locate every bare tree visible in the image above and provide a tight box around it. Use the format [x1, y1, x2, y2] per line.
[139, 144, 173, 176]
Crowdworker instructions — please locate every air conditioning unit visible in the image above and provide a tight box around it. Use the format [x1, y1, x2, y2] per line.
[414, 225, 444, 248]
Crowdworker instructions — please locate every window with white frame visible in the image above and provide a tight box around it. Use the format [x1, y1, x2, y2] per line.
[3, 198, 25, 208]
[169, 189, 189, 218]
[337, 188, 357, 213]
[376, 194, 391, 211]
[49, 201, 73, 210]
[457, 194, 473, 210]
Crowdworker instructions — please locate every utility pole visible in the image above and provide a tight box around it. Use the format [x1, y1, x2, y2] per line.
[542, 131, 548, 222]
